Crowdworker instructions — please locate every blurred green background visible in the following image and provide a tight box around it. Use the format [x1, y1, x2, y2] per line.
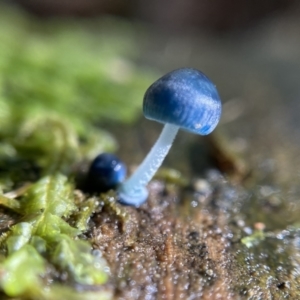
[0, 0, 300, 181]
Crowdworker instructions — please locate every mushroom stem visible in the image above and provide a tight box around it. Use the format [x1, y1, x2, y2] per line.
[118, 123, 179, 205]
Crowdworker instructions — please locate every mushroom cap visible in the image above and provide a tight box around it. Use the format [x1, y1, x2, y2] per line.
[143, 68, 222, 135]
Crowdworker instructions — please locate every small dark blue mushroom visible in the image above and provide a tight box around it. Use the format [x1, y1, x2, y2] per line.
[88, 153, 127, 192]
[118, 68, 222, 206]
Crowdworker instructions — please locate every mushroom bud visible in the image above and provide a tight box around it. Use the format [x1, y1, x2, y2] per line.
[118, 68, 222, 206]
[88, 153, 127, 192]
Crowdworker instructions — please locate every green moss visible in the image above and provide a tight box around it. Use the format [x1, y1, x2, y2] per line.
[0, 4, 155, 185]
[0, 245, 45, 297]
[0, 175, 110, 298]
[241, 230, 265, 248]
[75, 197, 99, 232]
[0, 4, 155, 298]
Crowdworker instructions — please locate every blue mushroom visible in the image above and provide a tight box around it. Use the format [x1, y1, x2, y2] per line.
[88, 153, 127, 192]
[118, 68, 222, 206]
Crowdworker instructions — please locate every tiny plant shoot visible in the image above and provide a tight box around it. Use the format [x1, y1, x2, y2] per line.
[118, 68, 222, 206]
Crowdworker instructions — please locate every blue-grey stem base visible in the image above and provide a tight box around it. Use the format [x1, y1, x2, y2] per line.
[118, 123, 179, 206]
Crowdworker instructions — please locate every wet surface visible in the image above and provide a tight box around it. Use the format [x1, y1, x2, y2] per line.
[90, 168, 300, 299]
[92, 180, 232, 300]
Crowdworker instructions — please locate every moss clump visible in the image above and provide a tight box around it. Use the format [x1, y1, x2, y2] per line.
[0, 4, 155, 299]
[0, 175, 110, 298]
